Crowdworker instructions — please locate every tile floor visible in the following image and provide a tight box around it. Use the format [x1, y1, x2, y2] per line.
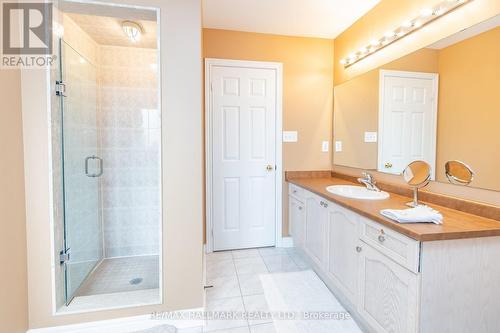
[76, 255, 160, 296]
[203, 247, 311, 333]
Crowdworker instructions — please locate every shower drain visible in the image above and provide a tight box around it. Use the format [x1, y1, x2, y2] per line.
[129, 277, 143, 285]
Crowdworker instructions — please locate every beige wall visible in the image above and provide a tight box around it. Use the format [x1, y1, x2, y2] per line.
[334, 48, 439, 169]
[21, 0, 203, 329]
[0, 69, 29, 333]
[332, 0, 500, 206]
[334, 0, 500, 85]
[436, 27, 500, 190]
[203, 29, 334, 237]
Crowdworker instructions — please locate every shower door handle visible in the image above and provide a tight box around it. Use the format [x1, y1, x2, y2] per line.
[85, 155, 103, 177]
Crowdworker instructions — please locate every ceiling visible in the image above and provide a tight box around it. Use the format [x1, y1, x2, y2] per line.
[67, 13, 157, 49]
[202, 0, 380, 39]
[427, 14, 500, 50]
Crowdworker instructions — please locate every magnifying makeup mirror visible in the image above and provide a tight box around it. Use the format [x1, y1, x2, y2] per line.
[402, 160, 431, 207]
[445, 160, 474, 186]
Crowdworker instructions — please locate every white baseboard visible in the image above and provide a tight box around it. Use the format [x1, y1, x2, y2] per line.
[278, 236, 294, 248]
[27, 308, 204, 333]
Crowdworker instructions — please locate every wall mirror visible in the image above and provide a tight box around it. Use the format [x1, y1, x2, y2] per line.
[333, 14, 500, 191]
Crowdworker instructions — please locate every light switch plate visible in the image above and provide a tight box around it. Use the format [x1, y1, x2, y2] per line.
[322, 141, 329, 152]
[283, 131, 298, 142]
[364, 132, 378, 143]
[335, 141, 342, 152]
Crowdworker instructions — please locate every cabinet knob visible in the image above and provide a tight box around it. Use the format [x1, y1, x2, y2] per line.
[385, 162, 393, 169]
[266, 164, 274, 171]
[378, 235, 386, 243]
[298, 206, 303, 211]
[356, 246, 362, 253]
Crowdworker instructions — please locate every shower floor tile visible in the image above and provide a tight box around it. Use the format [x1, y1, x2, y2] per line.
[76, 255, 159, 297]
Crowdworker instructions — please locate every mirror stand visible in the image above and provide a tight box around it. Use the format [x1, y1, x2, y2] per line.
[403, 160, 431, 208]
[407, 187, 425, 208]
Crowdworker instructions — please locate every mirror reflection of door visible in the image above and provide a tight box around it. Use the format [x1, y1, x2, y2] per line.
[377, 70, 438, 178]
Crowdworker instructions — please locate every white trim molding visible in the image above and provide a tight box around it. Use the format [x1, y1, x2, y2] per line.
[204, 58, 284, 253]
[279, 237, 294, 248]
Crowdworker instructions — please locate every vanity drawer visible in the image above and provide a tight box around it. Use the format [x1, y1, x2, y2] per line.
[360, 217, 420, 273]
[289, 184, 304, 202]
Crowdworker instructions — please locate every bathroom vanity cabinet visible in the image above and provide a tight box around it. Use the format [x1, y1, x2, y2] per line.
[288, 181, 500, 333]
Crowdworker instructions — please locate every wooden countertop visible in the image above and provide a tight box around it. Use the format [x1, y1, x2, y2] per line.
[288, 177, 500, 242]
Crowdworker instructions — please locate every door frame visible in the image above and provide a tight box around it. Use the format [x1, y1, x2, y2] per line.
[205, 58, 283, 253]
[378, 70, 439, 179]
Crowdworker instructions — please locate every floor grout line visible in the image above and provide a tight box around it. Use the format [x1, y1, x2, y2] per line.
[231, 255, 251, 330]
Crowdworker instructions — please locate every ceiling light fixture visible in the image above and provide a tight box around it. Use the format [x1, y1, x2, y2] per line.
[402, 20, 413, 28]
[420, 8, 434, 17]
[384, 30, 395, 38]
[339, 0, 473, 68]
[122, 21, 143, 42]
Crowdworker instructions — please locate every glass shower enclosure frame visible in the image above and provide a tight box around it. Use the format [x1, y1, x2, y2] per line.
[52, 0, 162, 310]
[57, 37, 104, 305]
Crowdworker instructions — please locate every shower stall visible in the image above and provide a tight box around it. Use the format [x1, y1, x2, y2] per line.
[51, 1, 161, 311]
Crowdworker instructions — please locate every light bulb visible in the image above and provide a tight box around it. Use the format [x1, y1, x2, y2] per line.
[434, 7, 445, 16]
[414, 20, 423, 28]
[420, 8, 433, 17]
[370, 39, 380, 46]
[402, 20, 413, 28]
[384, 31, 395, 38]
[340, 59, 347, 65]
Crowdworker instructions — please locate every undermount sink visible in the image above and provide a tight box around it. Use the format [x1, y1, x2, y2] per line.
[326, 185, 390, 200]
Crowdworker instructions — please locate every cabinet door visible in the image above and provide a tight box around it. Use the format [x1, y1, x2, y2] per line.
[305, 194, 327, 268]
[327, 204, 359, 305]
[289, 196, 305, 249]
[358, 243, 418, 333]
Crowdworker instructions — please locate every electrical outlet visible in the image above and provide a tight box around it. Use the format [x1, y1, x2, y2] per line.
[322, 141, 329, 152]
[335, 141, 342, 152]
[283, 131, 298, 142]
[364, 132, 378, 143]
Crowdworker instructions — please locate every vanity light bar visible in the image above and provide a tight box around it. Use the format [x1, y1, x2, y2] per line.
[340, 0, 473, 68]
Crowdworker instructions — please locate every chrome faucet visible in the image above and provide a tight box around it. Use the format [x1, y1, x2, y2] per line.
[358, 172, 381, 192]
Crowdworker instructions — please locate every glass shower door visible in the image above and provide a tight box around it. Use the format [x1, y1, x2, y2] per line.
[59, 39, 103, 304]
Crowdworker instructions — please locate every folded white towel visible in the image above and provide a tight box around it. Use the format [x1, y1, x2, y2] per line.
[380, 206, 443, 224]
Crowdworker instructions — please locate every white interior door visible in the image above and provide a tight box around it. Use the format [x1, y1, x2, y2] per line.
[210, 63, 278, 251]
[378, 70, 438, 177]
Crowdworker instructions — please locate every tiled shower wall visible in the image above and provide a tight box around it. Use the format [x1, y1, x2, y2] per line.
[98, 45, 161, 258]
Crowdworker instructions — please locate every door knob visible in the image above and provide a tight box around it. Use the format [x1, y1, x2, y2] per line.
[356, 246, 362, 253]
[266, 164, 274, 171]
[385, 162, 393, 169]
